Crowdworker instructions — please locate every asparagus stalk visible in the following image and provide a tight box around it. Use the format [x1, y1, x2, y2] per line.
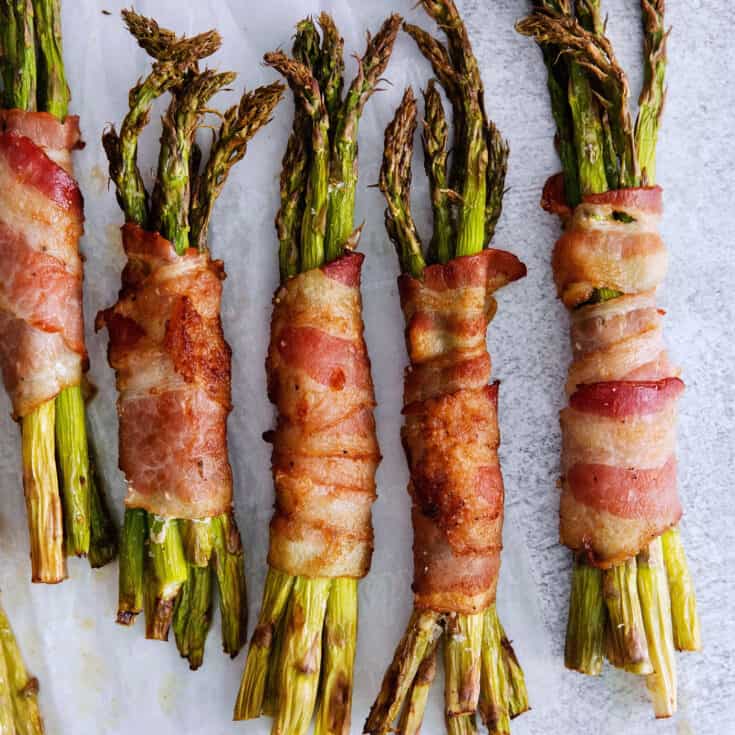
[173, 565, 213, 670]
[324, 14, 401, 261]
[87, 444, 118, 568]
[564, 555, 605, 675]
[54, 385, 90, 557]
[603, 558, 652, 673]
[234, 568, 295, 720]
[211, 511, 247, 658]
[444, 613, 483, 717]
[397, 638, 438, 735]
[637, 537, 676, 717]
[364, 610, 444, 733]
[0, 601, 44, 734]
[661, 527, 700, 651]
[31, 0, 69, 119]
[272, 577, 331, 735]
[22, 400, 66, 583]
[315, 579, 358, 735]
[117, 508, 146, 625]
[0, 0, 36, 111]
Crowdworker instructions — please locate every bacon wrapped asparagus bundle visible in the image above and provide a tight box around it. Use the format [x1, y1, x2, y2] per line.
[97, 10, 283, 668]
[365, 3, 529, 733]
[0, 0, 117, 583]
[233, 13, 399, 734]
[517, 0, 700, 717]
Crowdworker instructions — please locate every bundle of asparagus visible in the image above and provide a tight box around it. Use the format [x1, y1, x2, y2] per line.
[365, 2, 529, 733]
[0, 0, 117, 583]
[233, 13, 399, 734]
[517, 0, 700, 717]
[98, 10, 283, 669]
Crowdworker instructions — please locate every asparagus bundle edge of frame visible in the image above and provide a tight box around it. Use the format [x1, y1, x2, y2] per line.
[0, 0, 117, 585]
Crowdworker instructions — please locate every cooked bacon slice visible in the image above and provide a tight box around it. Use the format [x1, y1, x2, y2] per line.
[266, 252, 380, 579]
[0, 110, 85, 418]
[96, 224, 233, 520]
[548, 179, 684, 565]
[398, 249, 526, 614]
[551, 185, 667, 308]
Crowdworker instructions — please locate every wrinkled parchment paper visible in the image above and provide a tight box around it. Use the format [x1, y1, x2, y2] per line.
[0, 1, 732, 733]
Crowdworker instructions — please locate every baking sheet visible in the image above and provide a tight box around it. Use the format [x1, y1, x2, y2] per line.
[0, 1, 732, 733]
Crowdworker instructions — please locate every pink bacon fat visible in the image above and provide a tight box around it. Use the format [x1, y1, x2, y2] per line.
[96, 224, 233, 519]
[0, 110, 85, 418]
[545, 174, 685, 565]
[399, 249, 525, 615]
[560, 379, 684, 567]
[266, 252, 380, 579]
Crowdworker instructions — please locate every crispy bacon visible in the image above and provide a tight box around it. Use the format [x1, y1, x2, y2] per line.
[399, 249, 525, 615]
[546, 178, 685, 565]
[96, 224, 233, 519]
[266, 252, 380, 578]
[0, 110, 85, 418]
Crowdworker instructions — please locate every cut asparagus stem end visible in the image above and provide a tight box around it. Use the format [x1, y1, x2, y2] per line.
[173, 564, 213, 670]
[211, 512, 247, 657]
[147, 514, 188, 640]
[397, 637, 438, 735]
[603, 558, 652, 674]
[181, 518, 213, 567]
[565, 555, 605, 675]
[117, 508, 146, 625]
[234, 567, 295, 720]
[444, 611, 483, 717]
[499, 623, 529, 719]
[661, 526, 701, 651]
[54, 385, 91, 557]
[272, 576, 332, 735]
[446, 712, 477, 735]
[638, 536, 677, 718]
[315, 578, 358, 735]
[0, 600, 44, 734]
[21, 399, 66, 584]
[479, 605, 509, 734]
[364, 608, 443, 734]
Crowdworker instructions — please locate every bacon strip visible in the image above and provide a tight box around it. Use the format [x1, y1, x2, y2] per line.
[266, 252, 380, 579]
[0, 110, 85, 418]
[399, 249, 525, 614]
[96, 224, 233, 519]
[546, 177, 685, 566]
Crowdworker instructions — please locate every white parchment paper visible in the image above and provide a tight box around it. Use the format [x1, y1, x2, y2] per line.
[0, 1, 732, 733]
